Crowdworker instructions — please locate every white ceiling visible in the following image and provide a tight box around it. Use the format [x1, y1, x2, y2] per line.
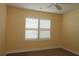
[7, 3, 79, 14]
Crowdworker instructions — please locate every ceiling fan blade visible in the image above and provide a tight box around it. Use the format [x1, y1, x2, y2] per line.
[54, 4, 62, 10]
[47, 5, 53, 8]
[47, 3, 63, 10]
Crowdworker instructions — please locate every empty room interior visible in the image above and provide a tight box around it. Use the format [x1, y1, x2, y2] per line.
[0, 3, 79, 56]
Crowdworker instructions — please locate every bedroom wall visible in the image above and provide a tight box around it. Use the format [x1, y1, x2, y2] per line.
[6, 6, 62, 52]
[0, 4, 7, 55]
[62, 8, 79, 54]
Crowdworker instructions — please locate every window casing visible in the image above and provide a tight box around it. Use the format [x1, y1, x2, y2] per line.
[25, 17, 51, 40]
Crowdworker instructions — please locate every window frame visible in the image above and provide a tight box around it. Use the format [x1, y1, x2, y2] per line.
[25, 17, 51, 40]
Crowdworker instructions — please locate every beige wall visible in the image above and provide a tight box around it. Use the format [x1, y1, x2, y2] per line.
[6, 6, 62, 52]
[0, 4, 7, 55]
[62, 9, 79, 53]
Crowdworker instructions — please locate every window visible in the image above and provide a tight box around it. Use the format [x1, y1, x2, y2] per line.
[40, 19, 51, 39]
[25, 17, 51, 40]
[25, 17, 38, 29]
[25, 17, 38, 40]
[25, 30, 38, 39]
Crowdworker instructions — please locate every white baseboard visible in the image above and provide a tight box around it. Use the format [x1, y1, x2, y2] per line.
[5, 46, 60, 54]
[61, 46, 79, 56]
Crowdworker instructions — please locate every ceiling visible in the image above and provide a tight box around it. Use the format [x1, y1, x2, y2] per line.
[7, 3, 79, 14]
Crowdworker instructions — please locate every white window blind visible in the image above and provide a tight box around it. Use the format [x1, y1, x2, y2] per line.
[25, 17, 38, 29]
[40, 19, 51, 29]
[25, 30, 38, 40]
[40, 31, 50, 39]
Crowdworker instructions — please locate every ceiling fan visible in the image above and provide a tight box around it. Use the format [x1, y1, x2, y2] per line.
[47, 3, 63, 10]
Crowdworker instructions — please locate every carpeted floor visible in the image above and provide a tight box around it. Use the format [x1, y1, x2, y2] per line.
[7, 48, 77, 56]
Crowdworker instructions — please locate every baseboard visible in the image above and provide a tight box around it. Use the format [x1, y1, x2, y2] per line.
[5, 46, 60, 54]
[61, 46, 79, 56]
